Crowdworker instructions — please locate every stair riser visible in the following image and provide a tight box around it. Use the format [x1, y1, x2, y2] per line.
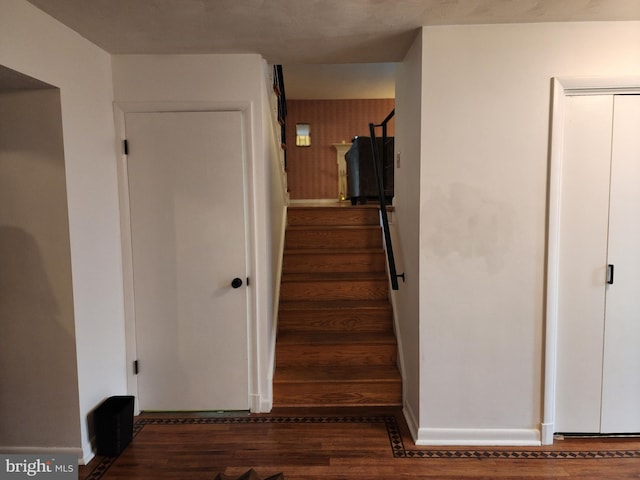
[273, 382, 402, 407]
[280, 280, 388, 302]
[278, 310, 393, 334]
[283, 252, 386, 274]
[288, 208, 380, 227]
[285, 229, 382, 250]
[276, 345, 397, 368]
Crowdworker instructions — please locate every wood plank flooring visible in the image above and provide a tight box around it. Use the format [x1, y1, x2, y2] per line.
[80, 408, 640, 480]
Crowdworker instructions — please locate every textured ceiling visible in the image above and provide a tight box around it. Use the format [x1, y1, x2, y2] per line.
[24, 0, 640, 63]
[16, 0, 640, 99]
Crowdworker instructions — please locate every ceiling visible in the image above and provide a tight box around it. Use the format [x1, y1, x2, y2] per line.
[21, 0, 640, 98]
[24, 0, 640, 63]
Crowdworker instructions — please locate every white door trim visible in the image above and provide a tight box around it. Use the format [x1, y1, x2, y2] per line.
[113, 101, 256, 414]
[543, 77, 640, 444]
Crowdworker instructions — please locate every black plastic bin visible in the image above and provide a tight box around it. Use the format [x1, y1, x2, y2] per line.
[94, 395, 134, 456]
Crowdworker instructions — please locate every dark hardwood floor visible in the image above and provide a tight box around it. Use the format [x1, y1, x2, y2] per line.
[80, 407, 640, 479]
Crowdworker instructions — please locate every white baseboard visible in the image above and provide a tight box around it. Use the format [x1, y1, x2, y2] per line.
[415, 427, 541, 446]
[402, 403, 420, 444]
[541, 422, 555, 445]
[248, 392, 272, 413]
[80, 438, 95, 465]
[0, 445, 85, 463]
[81, 450, 95, 466]
[259, 395, 273, 414]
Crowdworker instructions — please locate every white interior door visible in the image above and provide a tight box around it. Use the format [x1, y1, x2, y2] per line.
[556, 94, 640, 433]
[126, 111, 249, 411]
[601, 95, 640, 432]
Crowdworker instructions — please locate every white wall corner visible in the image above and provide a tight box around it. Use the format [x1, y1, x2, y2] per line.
[415, 427, 541, 447]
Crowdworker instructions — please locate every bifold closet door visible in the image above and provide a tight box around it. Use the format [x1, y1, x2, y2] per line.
[555, 95, 613, 433]
[556, 94, 640, 434]
[600, 95, 640, 433]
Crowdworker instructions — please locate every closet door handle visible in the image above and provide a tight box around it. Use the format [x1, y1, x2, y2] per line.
[607, 264, 615, 285]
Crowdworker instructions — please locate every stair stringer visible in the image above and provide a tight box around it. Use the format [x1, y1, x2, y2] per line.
[265, 204, 288, 413]
[379, 209, 408, 409]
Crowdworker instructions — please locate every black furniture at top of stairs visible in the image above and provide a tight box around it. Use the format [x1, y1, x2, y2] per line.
[345, 136, 394, 205]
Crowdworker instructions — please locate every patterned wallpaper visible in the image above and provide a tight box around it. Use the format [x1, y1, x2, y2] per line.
[286, 99, 395, 200]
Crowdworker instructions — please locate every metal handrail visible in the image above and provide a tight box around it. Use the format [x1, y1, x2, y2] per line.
[368, 109, 404, 290]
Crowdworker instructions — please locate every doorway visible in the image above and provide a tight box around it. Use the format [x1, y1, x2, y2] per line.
[546, 80, 640, 441]
[0, 66, 81, 448]
[555, 94, 640, 433]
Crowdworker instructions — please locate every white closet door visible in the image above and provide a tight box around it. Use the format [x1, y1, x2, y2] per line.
[555, 95, 613, 432]
[601, 95, 640, 433]
[127, 111, 250, 411]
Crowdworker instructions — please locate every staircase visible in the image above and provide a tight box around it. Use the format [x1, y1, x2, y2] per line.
[273, 205, 402, 407]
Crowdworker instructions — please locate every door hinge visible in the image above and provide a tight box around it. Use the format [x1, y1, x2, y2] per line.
[124, 139, 129, 155]
[133, 360, 139, 375]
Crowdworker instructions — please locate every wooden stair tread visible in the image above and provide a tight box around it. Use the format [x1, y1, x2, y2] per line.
[284, 247, 384, 255]
[277, 332, 396, 345]
[286, 225, 380, 231]
[284, 226, 383, 250]
[273, 366, 401, 383]
[282, 248, 386, 274]
[281, 272, 387, 282]
[288, 205, 380, 209]
[287, 206, 381, 227]
[287, 205, 393, 210]
[278, 300, 392, 310]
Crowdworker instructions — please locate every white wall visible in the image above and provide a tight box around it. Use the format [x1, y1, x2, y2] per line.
[0, 88, 81, 452]
[111, 53, 276, 412]
[0, 0, 127, 461]
[392, 30, 423, 437]
[417, 21, 640, 445]
[284, 63, 396, 99]
[264, 64, 289, 409]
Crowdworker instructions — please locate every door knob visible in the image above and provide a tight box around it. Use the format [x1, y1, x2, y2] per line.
[231, 277, 243, 289]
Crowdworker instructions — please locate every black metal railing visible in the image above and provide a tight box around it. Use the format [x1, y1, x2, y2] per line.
[369, 109, 404, 290]
[273, 65, 287, 167]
